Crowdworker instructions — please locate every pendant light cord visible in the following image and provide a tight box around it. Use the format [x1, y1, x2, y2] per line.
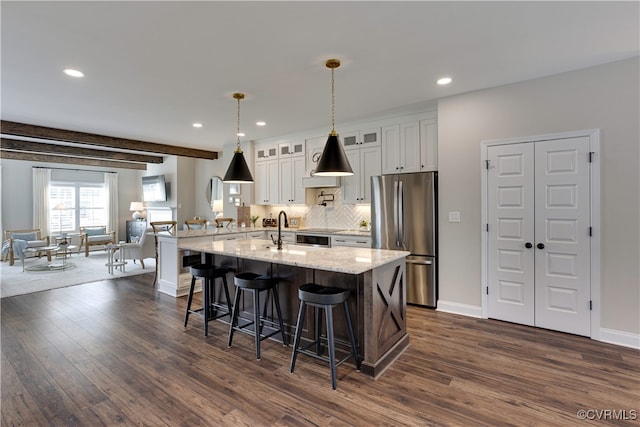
[236, 96, 241, 152]
[331, 66, 336, 135]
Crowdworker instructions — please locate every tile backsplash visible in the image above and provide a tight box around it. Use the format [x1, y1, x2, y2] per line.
[249, 187, 371, 230]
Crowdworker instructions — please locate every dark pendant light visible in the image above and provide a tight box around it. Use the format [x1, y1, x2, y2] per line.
[313, 59, 354, 177]
[223, 92, 254, 183]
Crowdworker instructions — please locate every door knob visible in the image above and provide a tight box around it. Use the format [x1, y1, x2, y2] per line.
[537, 243, 545, 249]
[525, 242, 533, 249]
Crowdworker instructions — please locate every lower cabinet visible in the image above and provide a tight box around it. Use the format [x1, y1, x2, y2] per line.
[331, 236, 372, 248]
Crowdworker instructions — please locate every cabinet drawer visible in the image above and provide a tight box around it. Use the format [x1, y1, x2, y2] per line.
[331, 236, 371, 248]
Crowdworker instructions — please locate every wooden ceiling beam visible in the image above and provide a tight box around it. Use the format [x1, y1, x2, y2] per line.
[0, 150, 147, 170]
[0, 138, 164, 164]
[1, 121, 219, 160]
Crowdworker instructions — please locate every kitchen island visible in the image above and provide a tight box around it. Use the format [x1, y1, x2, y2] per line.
[179, 238, 410, 378]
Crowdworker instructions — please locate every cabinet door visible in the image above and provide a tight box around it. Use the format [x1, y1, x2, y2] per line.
[342, 131, 360, 150]
[360, 128, 381, 147]
[359, 146, 381, 203]
[400, 121, 421, 173]
[343, 149, 361, 203]
[420, 118, 438, 171]
[279, 140, 305, 157]
[279, 158, 293, 203]
[255, 142, 278, 162]
[255, 159, 278, 204]
[291, 156, 306, 204]
[381, 124, 401, 174]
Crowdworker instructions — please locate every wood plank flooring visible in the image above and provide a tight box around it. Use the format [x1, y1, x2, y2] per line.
[2, 273, 638, 426]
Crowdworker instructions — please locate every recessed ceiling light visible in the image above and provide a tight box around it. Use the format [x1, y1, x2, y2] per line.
[256, 121, 266, 127]
[437, 77, 452, 85]
[237, 132, 245, 137]
[64, 68, 84, 78]
[192, 123, 203, 128]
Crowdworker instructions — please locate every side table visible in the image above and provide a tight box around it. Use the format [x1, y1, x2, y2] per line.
[106, 242, 128, 274]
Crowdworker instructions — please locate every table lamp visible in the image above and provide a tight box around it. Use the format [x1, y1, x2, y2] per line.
[130, 202, 146, 220]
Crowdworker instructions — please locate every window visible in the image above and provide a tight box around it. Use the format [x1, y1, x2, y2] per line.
[49, 182, 106, 234]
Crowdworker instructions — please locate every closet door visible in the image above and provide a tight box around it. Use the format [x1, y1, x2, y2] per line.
[487, 143, 535, 326]
[534, 137, 591, 336]
[487, 137, 591, 336]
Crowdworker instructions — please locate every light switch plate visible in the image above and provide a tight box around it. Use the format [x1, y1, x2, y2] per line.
[448, 211, 461, 223]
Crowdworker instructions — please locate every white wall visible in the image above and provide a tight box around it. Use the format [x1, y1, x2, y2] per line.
[437, 57, 639, 335]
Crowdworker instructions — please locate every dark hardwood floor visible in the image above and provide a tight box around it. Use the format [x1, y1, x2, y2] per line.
[2, 274, 638, 426]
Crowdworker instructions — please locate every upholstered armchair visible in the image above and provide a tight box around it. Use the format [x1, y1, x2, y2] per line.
[80, 226, 116, 257]
[113, 227, 154, 269]
[2, 229, 50, 266]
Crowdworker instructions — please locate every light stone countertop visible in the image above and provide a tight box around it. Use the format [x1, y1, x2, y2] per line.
[178, 238, 408, 275]
[163, 227, 371, 239]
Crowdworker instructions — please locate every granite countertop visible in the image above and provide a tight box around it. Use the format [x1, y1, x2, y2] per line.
[178, 238, 408, 275]
[163, 227, 371, 239]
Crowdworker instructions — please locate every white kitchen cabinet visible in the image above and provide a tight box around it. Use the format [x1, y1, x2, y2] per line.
[382, 121, 421, 174]
[263, 230, 295, 243]
[254, 159, 279, 205]
[278, 140, 305, 157]
[343, 145, 381, 204]
[331, 235, 372, 248]
[419, 117, 438, 171]
[342, 128, 381, 150]
[279, 155, 306, 204]
[255, 141, 278, 162]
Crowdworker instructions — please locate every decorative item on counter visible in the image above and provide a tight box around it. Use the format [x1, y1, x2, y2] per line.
[288, 217, 301, 228]
[250, 215, 260, 228]
[237, 204, 250, 228]
[262, 213, 277, 227]
[359, 219, 370, 231]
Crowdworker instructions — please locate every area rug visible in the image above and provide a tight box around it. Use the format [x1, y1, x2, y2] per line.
[0, 250, 155, 298]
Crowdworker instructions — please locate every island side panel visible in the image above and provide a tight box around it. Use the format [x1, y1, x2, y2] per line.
[362, 257, 409, 378]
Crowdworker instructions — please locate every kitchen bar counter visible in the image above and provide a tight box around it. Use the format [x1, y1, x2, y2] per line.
[178, 238, 410, 378]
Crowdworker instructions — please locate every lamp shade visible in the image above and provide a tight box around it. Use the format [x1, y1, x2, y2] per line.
[223, 150, 254, 183]
[313, 134, 354, 176]
[212, 199, 223, 212]
[130, 201, 144, 211]
[53, 202, 67, 210]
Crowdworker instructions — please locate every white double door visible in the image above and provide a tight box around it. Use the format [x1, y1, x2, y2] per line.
[487, 136, 591, 336]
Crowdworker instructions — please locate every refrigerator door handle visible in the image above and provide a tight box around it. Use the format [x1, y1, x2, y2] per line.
[398, 180, 404, 247]
[406, 259, 433, 265]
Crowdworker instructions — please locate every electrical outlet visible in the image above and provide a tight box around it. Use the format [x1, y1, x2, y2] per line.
[448, 211, 461, 223]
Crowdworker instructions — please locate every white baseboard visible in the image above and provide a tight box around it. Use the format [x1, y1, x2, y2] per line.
[599, 328, 640, 349]
[436, 300, 483, 318]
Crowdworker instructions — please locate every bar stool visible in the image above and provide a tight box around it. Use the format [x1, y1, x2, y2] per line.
[185, 264, 232, 337]
[290, 283, 361, 390]
[227, 272, 288, 360]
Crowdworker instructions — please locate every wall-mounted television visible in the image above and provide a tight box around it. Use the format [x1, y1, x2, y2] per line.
[142, 174, 167, 202]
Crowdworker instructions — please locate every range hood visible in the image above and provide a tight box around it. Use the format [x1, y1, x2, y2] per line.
[302, 176, 341, 188]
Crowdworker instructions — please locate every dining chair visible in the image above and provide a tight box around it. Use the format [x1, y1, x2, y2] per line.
[184, 219, 207, 230]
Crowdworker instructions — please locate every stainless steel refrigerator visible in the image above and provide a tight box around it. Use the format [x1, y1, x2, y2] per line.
[371, 172, 437, 307]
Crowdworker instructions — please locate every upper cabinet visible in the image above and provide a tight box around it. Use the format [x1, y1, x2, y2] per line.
[255, 141, 278, 162]
[382, 116, 437, 174]
[419, 117, 438, 172]
[278, 140, 305, 157]
[343, 127, 382, 204]
[342, 128, 381, 150]
[279, 155, 305, 204]
[254, 159, 279, 205]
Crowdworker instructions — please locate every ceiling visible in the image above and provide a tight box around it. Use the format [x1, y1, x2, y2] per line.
[1, 1, 638, 154]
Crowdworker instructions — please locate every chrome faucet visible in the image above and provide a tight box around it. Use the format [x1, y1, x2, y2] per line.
[271, 210, 288, 250]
